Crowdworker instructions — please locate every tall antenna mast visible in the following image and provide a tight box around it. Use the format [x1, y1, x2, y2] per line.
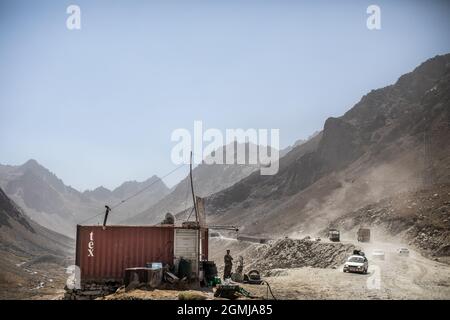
[190, 152, 202, 279]
[190, 151, 199, 223]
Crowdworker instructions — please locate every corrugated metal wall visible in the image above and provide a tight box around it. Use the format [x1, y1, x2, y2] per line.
[174, 228, 199, 277]
[76, 225, 174, 282]
[76, 225, 209, 283]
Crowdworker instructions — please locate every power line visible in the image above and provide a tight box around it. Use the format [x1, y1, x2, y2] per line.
[186, 206, 195, 222]
[77, 143, 313, 225]
[78, 163, 187, 225]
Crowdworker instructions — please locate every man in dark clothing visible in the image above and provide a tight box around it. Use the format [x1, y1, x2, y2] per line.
[223, 250, 233, 280]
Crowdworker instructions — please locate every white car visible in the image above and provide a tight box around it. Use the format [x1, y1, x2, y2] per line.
[372, 250, 385, 260]
[343, 255, 368, 274]
[398, 248, 410, 256]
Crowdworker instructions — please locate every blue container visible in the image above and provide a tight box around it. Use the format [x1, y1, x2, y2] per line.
[146, 262, 163, 269]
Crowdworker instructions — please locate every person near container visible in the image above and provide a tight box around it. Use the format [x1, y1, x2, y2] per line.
[223, 249, 233, 280]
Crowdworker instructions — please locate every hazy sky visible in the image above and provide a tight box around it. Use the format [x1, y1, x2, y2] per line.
[1, 0, 450, 191]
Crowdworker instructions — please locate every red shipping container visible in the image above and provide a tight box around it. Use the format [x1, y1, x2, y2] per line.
[76, 225, 208, 283]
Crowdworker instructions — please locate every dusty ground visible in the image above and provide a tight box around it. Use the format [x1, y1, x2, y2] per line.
[13, 232, 449, 300]
[0, 259, 68, 300]
[16, 236, 449, 300]
[101, 289, 214, 300]
[209, 237, 450, 300]
[100, 237, 450, 300]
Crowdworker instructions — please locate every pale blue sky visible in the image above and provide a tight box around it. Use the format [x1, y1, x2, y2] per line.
[1, 0, 449, 190]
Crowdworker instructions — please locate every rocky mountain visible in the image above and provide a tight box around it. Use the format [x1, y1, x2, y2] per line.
[0, 188, 74, 299]
[126, 143, 280, 225]
[0, 160, 99, 236]
[0, 160, 169, 236]
[202, 54, 450, 236]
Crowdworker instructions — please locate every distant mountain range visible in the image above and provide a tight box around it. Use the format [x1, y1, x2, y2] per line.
[0, 160, 170, 236]
[82, 175, 170, 224]
[125, 143, 263, 225]
[0, 143, 274, 235]
[2, 54, 449, 240]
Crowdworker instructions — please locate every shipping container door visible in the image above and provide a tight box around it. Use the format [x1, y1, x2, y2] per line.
[174, 229, 198, 278]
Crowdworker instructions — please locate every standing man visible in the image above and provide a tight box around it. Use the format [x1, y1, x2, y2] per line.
[223, 249, 233, 280]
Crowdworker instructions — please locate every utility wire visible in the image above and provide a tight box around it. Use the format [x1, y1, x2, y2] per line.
[78, 147, 244, 225]
[78, 163, 187, 225]
[185, 206, 195, 222]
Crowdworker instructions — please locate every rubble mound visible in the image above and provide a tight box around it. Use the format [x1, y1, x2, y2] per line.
[248, 238, 355, 273]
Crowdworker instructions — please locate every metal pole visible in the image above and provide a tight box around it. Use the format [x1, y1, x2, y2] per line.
[189, 151, 201, 280]
[190, 151, 199, 222]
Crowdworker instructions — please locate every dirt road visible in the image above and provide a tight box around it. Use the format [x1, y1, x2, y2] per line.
[210, 238, 450, 300]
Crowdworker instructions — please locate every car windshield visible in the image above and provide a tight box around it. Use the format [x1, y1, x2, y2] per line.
[348, 257, 364, 263]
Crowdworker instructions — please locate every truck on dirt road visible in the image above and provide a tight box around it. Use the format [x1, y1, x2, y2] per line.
[357, 228, 371, 242]
[328, 229, 340, 242]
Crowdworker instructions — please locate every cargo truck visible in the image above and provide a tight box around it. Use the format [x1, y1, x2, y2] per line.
[357, 228, 371, 242]
[328, 229, 340, 242]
